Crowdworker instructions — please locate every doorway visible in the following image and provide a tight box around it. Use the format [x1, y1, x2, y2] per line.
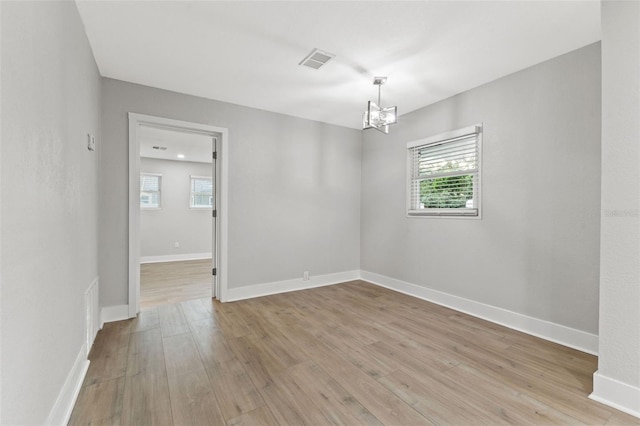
[128, 113, 228, 317]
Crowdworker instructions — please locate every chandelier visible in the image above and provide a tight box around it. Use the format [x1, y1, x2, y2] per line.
[362, 76, 397, 134]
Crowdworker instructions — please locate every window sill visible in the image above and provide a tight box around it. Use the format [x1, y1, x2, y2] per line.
[407, 208, 480, 218]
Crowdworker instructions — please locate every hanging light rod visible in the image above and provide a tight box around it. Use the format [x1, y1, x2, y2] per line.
[362, 76, 397, 134]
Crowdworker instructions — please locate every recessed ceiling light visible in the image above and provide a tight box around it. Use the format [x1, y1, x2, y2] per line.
[299, 48, 335, 70]
[177, 154, 185, 159]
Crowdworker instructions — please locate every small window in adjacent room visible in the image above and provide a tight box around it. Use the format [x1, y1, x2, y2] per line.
[140, 173, 161, 209]
[190, 176, 213, 208]
[407, 124, 482, 217]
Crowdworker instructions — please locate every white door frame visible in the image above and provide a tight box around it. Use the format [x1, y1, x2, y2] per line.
[128, 113, 229, 317]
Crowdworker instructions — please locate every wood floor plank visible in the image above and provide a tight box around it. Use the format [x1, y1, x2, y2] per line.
[130, 306, 160, 333]
[606, 409, 640, 425]
[227, 334, 297, 389]
[227, 405, 279, 426]
[163, 322, 227, 425]
[205, 299, 254, 338]
[327, 284, 410, 325]
[258, 370, 335, 425]
[190, 318, 267, 420]
[70, 280, 638, 426]
[245, 295, 302, 329]
[231, 301, 277, 339]
[180, 298, 212, 324]
[165, 368, 225, 426]
[443, 362, 586, 424]
[386, 315, 579, 390]
[491, 363, 615, 424]
[309, 286, 389, 328]
[121, 373, 173, 426]
[190, 326, 236, 366]
[387, 304, 513, 354]
[89, 320, 132, 360]
[279, 325, 431, 425]
[503, 343, 594, 392]
[84, 343, 129, 386]
[163, 333, 205, 376]
[261, 326, 310, 365]
[319, 361, 432, 426]
[140, 259, 212, 309]
[385, 312, 614, 424]
[285, 360, 384, 425]
[308, 324, 397, 380]
[157, 303, 190, 338]
[279, 289, 329, 319]
[127, 327, 165, 377]
[365, 340, 460, 376]
[378, 368, 509, 425]
[205, 356, 266, 421]
[508, 338, 597, 372]
[68, 377, 125, 426]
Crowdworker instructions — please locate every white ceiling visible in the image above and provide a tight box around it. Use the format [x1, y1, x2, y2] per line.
[139, 125, 214, 163]
[75, 1, 601, 130]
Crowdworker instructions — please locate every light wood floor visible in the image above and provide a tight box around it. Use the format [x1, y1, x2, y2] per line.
[70, 281, 639, 425]
[140, 259, 212, 309]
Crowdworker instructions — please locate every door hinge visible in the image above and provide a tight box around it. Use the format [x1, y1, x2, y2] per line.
[212, 209, 217, 218]
[212, 268, 217, 276]
[212, 152, 217, 160]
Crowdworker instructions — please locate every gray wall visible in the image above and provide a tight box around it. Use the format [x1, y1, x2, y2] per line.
[597, 0, 640, 388]
[140, 158, 212, 258]
[101, 78, 362, 306]
[361, 43, 601, 334]
[0, 2, 101, 424]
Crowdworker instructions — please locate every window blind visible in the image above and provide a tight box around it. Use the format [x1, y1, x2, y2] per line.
[190, 176, 213, 208]
[407, 125, 481, 216]
[140, 174, 161, 208]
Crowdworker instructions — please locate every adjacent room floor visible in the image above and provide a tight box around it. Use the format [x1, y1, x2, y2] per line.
[140, 259, 212, 309]
[70, 280, 639, 425]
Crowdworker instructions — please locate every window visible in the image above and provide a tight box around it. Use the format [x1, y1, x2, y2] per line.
[407, 124, 482, 217]
[140, 173, 161, 209]
[190, 176, 213, 208]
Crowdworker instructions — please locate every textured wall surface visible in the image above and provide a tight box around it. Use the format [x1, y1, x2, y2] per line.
[598, 0, 640, 387]
[140, 158, 213, 258]
[361, 43, 601, 333]
[101, 79, 361, 306]
[0, 2, 101, 423]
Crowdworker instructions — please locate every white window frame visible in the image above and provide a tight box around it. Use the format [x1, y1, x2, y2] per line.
[140, 173, 162, 209]
[190, 175, 213, 209]
[406, 124, 482, 218]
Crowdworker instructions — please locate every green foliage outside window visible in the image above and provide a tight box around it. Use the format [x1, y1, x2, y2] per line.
[420, 174, 473, 208]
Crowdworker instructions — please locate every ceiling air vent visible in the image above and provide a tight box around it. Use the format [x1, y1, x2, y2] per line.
[299, 48, 335, 70]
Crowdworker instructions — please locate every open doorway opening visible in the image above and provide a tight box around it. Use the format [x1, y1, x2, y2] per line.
[128, 113, 228, 317]
[139, 125, 215, 308]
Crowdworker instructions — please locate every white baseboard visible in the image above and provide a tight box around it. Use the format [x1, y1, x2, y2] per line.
[360, 270, 598, 355]
[140, 252, 212, 264]
[101, 304, 130, 326]
[224, 270, 360, 302]
[45, 343, 90, 426]
[590, 371, 640, 418]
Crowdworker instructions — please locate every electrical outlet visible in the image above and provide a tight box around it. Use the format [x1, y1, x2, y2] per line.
[174, 242, 180, 248]
[303, 271, 309, 281]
